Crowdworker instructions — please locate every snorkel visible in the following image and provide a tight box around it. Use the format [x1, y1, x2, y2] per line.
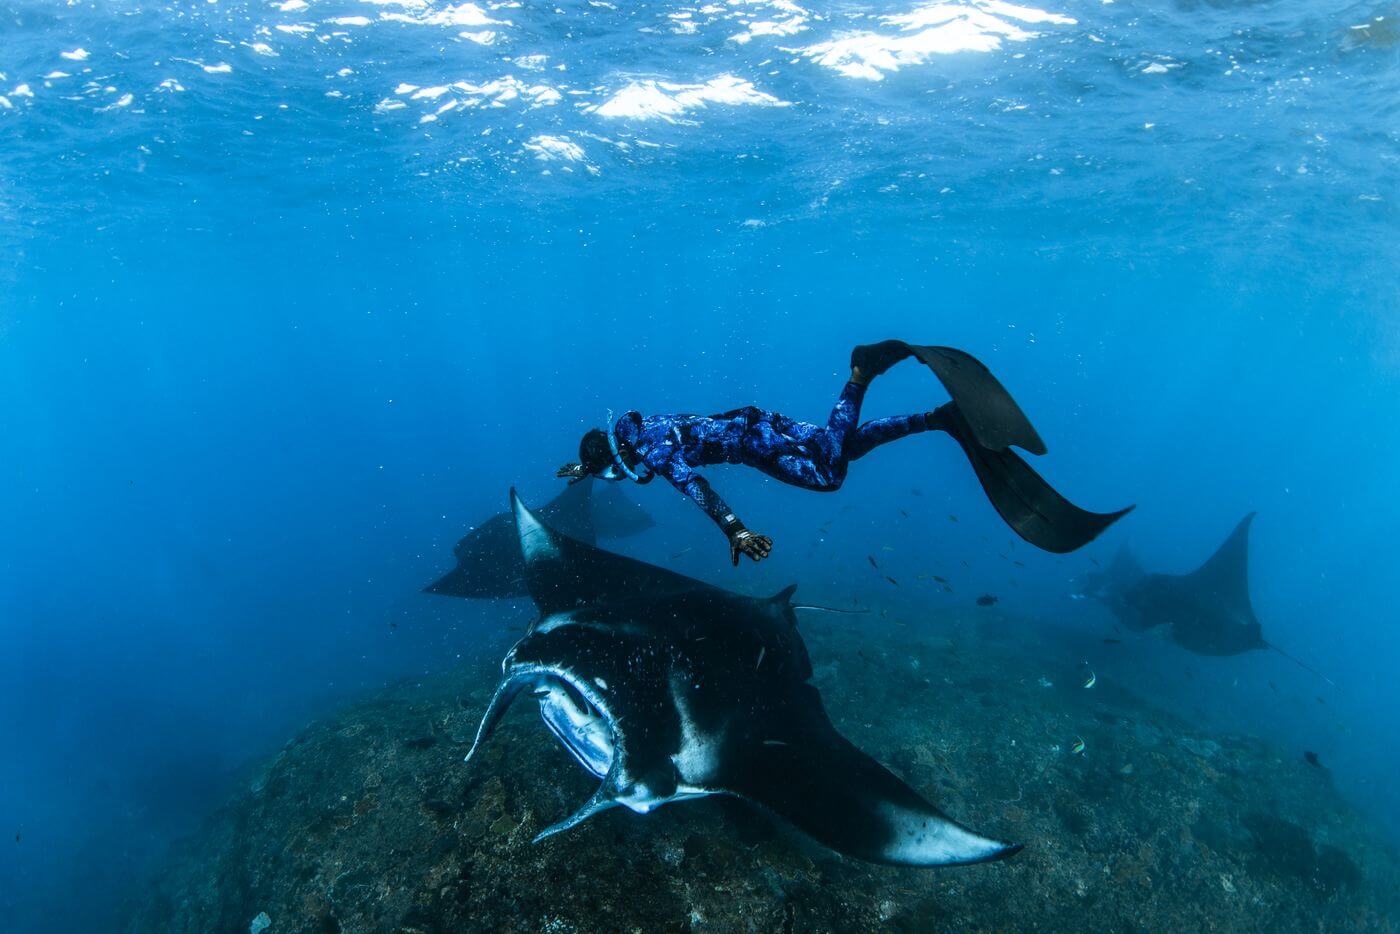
[606, 426, 653, 483]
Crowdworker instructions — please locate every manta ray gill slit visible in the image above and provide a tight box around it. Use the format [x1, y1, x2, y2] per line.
[534, 676, 615, 779]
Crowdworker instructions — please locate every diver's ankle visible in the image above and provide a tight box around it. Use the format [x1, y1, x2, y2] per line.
[850, 367, 869, 386]
[925, 403, 956, 431]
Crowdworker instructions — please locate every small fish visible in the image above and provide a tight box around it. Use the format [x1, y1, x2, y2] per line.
[932, 575, 948, 584]
[911, 488, 922, 497]
[1268, 680, 1278, 693]
[997, 553, 1007, 561]
[899, 509, 909, 518]
[881, 545, 895, 552]
[13, 832, 19, 843]
[948, 514, 958, 522]
[670, 546, 693, 559]
[1089, 557, 1101, 567]
[1303, 751, 1322, 768]
[1082, 671, 1096, 689]
[942, 585, 953, 593]
[755, 647, 766, 669]
[1070, 737, 1086, 755]
[388, 622, 398, 630]
[885, 575, 900, 587]
[1119, 763, 1134, 776]
[976, 594, 998, 607]
[1013, 560, 1025, 568]
[1102, 638, 1121, 645]
[867, 555, 879, 569]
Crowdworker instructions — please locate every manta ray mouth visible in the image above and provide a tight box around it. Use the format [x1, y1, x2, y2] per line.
[533, 676, 616, 779]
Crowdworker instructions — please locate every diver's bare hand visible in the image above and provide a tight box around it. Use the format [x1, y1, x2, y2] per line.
[729, 530, 773, 566]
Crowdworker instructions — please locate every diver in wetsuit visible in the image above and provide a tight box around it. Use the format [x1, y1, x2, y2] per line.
[557, 341, 1130, 565]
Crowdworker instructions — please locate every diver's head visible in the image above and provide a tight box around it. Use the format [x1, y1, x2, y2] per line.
[578, 428, 613, 477]
[556, 428, 616, 484]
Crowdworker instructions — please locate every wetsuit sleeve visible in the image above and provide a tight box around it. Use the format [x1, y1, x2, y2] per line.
[657, 458, 744, 536]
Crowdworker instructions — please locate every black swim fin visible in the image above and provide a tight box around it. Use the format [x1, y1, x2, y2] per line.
[905, 344, 1046, 455]
[941, 405, 1132, 553]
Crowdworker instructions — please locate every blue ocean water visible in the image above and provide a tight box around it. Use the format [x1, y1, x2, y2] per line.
[1, 0, 1397, 928]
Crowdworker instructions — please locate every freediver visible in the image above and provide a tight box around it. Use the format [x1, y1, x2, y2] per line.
[557, 341, 1131, 565]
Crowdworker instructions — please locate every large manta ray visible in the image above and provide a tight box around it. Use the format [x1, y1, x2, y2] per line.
[1120, 513, 1265, 655]
[463, 490, 1021, 868]
[1109, 514, 1330, 681]
[423, 478, 654, 599]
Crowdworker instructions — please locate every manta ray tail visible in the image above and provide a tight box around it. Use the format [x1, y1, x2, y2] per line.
[939, 402, 1132, 554]
[768, 583, 869, 615]
[1266, 641, 1337, 688]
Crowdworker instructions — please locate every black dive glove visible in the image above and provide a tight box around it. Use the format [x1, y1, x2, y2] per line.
[722, 517, 773, 566]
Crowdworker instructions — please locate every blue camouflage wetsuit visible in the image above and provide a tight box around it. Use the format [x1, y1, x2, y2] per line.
[611, 381, 932, 534]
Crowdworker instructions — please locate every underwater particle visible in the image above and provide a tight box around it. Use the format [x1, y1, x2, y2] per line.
[1304, 751, 1322, 768]
[976, 594, 997, 607]
[1038, 677, 1053, 688]
[1082, 671, 1096, 689]
[1070, 737, 1086, 755]
[250, 911, 271, 934]
[1219, 873, 1236, 894]
[1119, 763, 1134, 776]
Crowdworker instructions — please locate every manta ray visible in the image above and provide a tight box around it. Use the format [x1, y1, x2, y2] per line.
[1113, 514, 1330, 681]
[1078, 543, 1149, 627]
[463, 490, 1021, 868]
[423, 477, 653, 599]
[1120, 513, 1265, 654]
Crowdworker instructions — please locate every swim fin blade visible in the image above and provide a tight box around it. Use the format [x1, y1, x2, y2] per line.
[905, 344, 1047, 455]
[943, 406, 1132, 553]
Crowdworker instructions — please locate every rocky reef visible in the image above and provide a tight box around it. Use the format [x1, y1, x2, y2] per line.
[131, 612, 1398, 932]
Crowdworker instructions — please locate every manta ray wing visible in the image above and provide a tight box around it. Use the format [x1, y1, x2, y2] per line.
[511, 488, 720, 614]
[715, 684, 1019, 868]
[423, 481, 598, 599]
